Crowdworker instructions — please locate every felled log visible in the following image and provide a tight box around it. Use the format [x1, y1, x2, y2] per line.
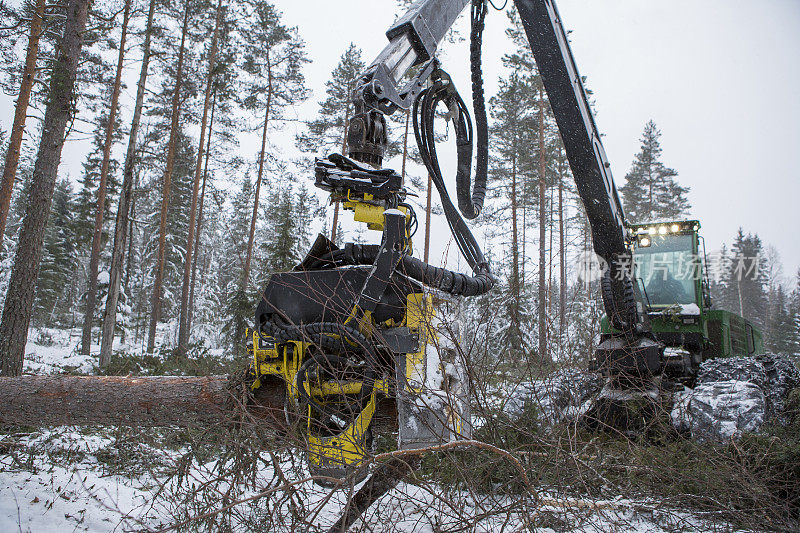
[0, 374, 398, 431]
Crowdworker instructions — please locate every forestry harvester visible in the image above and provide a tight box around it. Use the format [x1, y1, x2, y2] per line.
[245, 0, 766, 482]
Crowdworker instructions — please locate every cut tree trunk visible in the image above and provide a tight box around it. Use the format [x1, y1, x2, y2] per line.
[99, 0, 157, 368]
[177, 0, 223, 354]
[147, 0, 192, 353]
[0, 375, 282, 428]
[0, 0, 92, 376]
[0, 375, 398, 433]
[0, 0, 46, 242]
[81, 0, 131, 357]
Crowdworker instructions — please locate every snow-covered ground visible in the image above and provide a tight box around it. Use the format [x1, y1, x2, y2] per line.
[20, 326, 226, 375]
[1, 427, 751, 532]
[0, 329, 764, 532]
[22, 328, 97, 374]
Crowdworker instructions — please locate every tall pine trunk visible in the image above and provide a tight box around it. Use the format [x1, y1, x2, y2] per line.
[234, 55, 273, 347]
[243, 52, 273, 295]
[330, 91, 352, 244]
[0, 0, 91, 376]
[0, 0, 45, 244]
[187, 92, 216, 336]
[537, 86, 548, 363]
[99, 0, 157, 367]
[80, 0, 131, 356]
[558, 155, 566, 343]
[510, 153, 520, 340]
[177, 0, 223, 354]
[147, 0, 191, 354]
[423, 173, 432, 264]
[0, 0, 46, 242]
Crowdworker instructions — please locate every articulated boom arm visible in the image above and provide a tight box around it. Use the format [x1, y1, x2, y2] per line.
[514, 0, 627, 263]
[354, 0, 628, 263]
[352, 0, 661, 378]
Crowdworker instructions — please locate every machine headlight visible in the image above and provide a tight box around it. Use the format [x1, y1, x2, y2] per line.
[658, 226, 667, 235]
[671, 223, 680, 232]
[640, 237, 651, 247]
[648, 227, 657, 235]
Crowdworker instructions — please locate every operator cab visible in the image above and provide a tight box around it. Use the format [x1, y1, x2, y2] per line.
[628, 221, 708, 380]
[630, 221, 704, 312]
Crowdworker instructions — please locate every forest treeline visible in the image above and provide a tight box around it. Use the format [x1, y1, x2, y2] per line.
[0, 0, 797, 376]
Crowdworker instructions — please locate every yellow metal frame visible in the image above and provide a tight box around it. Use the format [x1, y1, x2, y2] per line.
[404, 292, 435, 393]
[244, 191, 442, 477]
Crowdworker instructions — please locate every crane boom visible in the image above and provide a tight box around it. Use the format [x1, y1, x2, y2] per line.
[514, 0, 627, 263]
[350, 0, 661, 377]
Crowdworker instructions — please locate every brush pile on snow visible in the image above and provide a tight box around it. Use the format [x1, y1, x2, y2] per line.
[504, 368, 602, 427]
[755, 352, 800, 424]
[671, 380, 765, 441]
[671, 353, 799, 441]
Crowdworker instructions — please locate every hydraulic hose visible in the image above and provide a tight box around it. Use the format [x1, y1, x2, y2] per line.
[337, 243, 494, 297]
[410, 0, 490, 276]
[464, 0, 489, 219]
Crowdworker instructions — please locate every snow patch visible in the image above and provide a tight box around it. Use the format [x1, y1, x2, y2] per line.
[679, 303, 700, 315]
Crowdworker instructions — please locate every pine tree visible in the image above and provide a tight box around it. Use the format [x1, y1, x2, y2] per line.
[177, 0, 224, 353]
[238, 0, 308, 293]
[0, 0, 46, 243]
[100, 0, 158, 366]
[619, 120, 690, 223]
[296, 43, 365, 243]
[186, 10, 242, 342]
[485, 70, 535, 351]
[147, 0, 193, 353]
[0, 0, 91, 376]
[80, 0, 131, 356]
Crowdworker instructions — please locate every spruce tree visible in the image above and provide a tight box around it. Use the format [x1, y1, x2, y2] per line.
[34, 179, 78, 326]
[222, 176, 254, 350]
[769, 286, 795, 354]
[619, 120, 690, 222]
[722, 229, 768, 329]
[790, 269, 800, 356]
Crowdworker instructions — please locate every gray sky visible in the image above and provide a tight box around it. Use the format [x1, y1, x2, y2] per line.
[2, 0, 799, 279]
[275, 0, 800, 277]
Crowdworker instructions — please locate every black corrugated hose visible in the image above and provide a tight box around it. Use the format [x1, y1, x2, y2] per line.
[410, 0, 493, 293]
[466, 0, 489, 219]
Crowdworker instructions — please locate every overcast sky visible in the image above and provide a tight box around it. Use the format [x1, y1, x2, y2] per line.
[2, 0, 799, 279]
[275, 0, 800, 278]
